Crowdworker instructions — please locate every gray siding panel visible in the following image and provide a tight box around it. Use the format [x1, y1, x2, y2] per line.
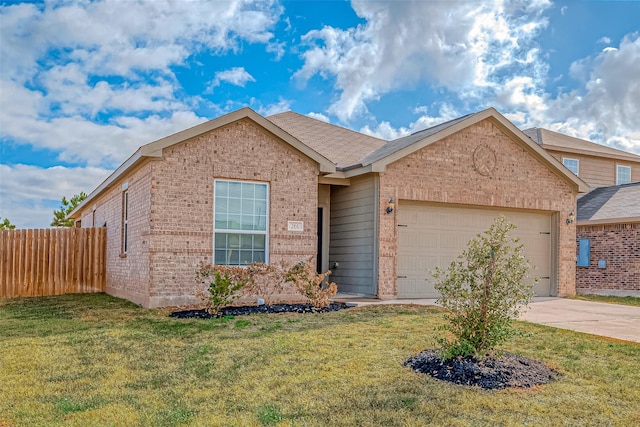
[329, 175, 377, 295]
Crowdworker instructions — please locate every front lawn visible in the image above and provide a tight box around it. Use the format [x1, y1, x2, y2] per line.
[1, 294, 639, 426]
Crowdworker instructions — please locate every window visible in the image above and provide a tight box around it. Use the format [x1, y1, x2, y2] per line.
[577, 239, 590, 267]
[562, 158, 579, 175]
[616, 165, 631, 185]
[121, 189, 128, 254]
[214, 180, 268, 266]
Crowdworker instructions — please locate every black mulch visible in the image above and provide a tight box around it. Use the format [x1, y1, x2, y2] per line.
[404, 349, 558, 390]
[169, 302, 351, 319]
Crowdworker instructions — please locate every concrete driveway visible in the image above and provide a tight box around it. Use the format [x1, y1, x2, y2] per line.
[339, 296, 640, 343]
[520, 298, 640, 343]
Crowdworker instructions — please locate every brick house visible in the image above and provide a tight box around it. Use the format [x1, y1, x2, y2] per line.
[576, 182, 640, 296]
[70, 107, 587, 307]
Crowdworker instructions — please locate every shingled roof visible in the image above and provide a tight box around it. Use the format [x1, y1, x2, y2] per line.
[524, 128, 640, 163]
[577, 182, 640, 224]
[266, 111, 386, 169]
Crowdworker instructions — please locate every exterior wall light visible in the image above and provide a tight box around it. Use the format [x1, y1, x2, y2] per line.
[386, 198, 395, 214]
[566, 211, 575, 225]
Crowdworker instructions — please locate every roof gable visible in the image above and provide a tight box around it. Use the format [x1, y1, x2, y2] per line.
[355, 108, 589, 193]
[70, 108, 336, 219]
[525, 127, 640, 163]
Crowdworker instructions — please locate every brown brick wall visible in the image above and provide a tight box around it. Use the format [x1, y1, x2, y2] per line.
[146, 118, 319, 307]
[80, 163, 153, 306]
[576, 223, 640, 295]
[377, 118, 578, 298]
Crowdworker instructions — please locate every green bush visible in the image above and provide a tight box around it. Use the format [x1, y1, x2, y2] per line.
[195, 264, 252, 315]
[432, 215, 535, 360]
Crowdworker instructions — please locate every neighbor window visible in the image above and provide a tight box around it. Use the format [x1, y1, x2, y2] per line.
[214, 180, 268, 266]
[616, 165, 631, 185]
[121, 188, 129, 254]
[562, 158, 579, 175]
[577, 239, 590, 267]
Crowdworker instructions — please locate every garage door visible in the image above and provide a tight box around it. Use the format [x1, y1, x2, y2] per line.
[397, 203, 552, 298]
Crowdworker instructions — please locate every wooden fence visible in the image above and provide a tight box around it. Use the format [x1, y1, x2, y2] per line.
[0, 228, 106, 299]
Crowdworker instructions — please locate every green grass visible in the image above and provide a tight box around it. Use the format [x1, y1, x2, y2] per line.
[1, 294, 639, 426]
[569, 294, 640, 307]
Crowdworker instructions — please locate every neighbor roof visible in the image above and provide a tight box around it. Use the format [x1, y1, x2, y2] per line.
[524, 128, 640, 163]
[577, 182, 640, 224]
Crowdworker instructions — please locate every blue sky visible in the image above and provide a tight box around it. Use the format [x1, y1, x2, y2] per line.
[1, 0, 639, 228]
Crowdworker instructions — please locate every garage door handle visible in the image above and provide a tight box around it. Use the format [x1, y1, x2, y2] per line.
[541, 277, 550, 279]
[397, 275, 407, 279]
[398, 224, 408, 227]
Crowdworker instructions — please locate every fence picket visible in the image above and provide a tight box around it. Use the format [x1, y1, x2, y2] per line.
[0, 228, 106, 298]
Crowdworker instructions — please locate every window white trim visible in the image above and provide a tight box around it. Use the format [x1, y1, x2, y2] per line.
[616, 164, 631, 185]
[562, 157, 579, 176]
[213, 179, 269, 266]
[121, 190, 128, 255]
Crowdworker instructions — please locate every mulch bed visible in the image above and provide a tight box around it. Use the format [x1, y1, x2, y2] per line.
[405, 349, 558, 390]
[169, 302, 351, 319]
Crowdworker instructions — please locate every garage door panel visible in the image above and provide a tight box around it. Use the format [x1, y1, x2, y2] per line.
[398, 203, 552, 298]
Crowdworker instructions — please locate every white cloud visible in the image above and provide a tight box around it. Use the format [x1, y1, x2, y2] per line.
[208, 67, 256, 92]
[0, 0, 282, 167]
[524, 33, 640, 154]
[253, 97, 293, 116]
[307, 112, 330, 123]
[0, 164, 111, 228]
[598, 36, 612, 44]
[360, 104, 461, 140]
[294, 0, 551, 122]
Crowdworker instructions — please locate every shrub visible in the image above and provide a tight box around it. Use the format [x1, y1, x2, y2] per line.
[285, 261, 337, 309]
[432, 216, 535, 360]
[195, 263, 252, 315]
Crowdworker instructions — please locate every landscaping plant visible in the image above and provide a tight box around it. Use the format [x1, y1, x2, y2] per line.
[195, 263, 253, 315]
[285, 260, 337, 309]
[432, 215, 535, 360]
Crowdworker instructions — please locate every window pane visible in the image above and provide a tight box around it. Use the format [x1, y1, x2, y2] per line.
[256, 215, 267, 231]
[215, 250, 227, 265]
[253, 251, 265, 263]
[214, 233, 227, 250]
[563, 158, 578, 175]
[215, 218, 228, 229]
[240, 250, 253, 265]
[228, 181, 242, 198]
[228, 234, 240, 248]
[254, 234, 265, 249]
[228, 198, 241, 215]
[241, 215, 255, 230]
[255, 184, 267, 200]
[242, 199, 254, 215]
[216, 181, 228, 198]
[242, 183, 255, 199]
[617, 166, 631, 185]
[227, 215, 241, 230]
[255, 199, 267, 216]
[229, 249, 239, 265]
[240, 234, 253, 249]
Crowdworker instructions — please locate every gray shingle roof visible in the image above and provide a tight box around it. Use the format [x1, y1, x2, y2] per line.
[577, 182, 640, 221]
[266, 111, 386, 168]
[360, 113, 475, 166]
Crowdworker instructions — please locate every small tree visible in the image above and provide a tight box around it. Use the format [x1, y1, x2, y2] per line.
[433, 216, 535, 360]
[0, 217, 16, 230]
[51, 192, 87, 227]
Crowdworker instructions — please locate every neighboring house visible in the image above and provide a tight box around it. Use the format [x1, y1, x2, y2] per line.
[524, 128, 640, 188]
[70, 107, 587, 308]
[575, 182, 640, 297]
